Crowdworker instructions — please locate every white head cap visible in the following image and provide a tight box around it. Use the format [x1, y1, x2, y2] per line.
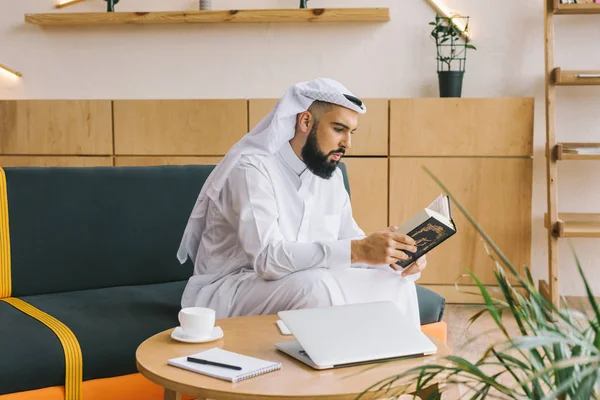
[177, 77, 365, 265]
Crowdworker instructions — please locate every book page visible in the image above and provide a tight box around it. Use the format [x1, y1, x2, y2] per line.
[427, 194, 449, 218]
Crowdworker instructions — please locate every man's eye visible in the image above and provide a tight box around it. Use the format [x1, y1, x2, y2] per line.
[334, 128, 344, 133]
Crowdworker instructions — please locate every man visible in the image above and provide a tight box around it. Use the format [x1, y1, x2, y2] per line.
[177, 78, 426, 326]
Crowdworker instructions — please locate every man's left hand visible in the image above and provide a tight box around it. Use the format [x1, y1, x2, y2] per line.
[390, 255, 427, 277]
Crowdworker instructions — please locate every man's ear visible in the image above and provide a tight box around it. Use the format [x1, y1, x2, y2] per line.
[296, 111, 314, 135]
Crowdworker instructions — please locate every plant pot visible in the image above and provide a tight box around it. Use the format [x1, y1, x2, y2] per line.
[437, 71, 464, 98]
[105, 0, 119, 12]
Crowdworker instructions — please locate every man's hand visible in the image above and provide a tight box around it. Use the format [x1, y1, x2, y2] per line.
[351, 226, 417, 265]
[391, 255, 427, 277]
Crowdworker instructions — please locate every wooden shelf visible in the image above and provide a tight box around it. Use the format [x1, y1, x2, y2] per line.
[24, 8, 390, 26]
[556, 143, 600, 160]
[546, 213, 600, 238]
[555, 3, 600, 14]
[553, 67, 600, 85]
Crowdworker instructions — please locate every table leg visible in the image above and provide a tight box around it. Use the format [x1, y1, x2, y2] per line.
[164, 388, 182, 400]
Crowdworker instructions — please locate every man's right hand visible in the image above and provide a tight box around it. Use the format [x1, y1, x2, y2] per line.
[351, 226, 417, 265]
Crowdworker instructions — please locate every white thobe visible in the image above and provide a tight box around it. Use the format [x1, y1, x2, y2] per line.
[181, 142, 421, 327]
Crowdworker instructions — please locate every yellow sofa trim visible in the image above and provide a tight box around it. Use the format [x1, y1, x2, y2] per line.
[1, 297, 82, 400]
[0, 168, 11, 299]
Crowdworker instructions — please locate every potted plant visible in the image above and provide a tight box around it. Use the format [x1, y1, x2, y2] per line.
[430, 14, 476, 98]
[360, 167, 600, 399]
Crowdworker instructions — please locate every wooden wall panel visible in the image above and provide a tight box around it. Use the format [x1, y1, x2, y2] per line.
[113, 100, 247, 156]
[0, 156, 113, 167]
[389, 158, 532, 286]
[115, 156, 222, 166]
[343, 158, 388, 235]
[249, 99, 388, 156]
[390, 98, 534, 157]
[0, 100, 112, 155]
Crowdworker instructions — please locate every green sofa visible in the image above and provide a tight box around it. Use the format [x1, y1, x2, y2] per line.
[0, 164, 445, 399]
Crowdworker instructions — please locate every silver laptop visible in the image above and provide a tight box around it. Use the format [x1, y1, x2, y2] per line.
[275, 301, 437, 370]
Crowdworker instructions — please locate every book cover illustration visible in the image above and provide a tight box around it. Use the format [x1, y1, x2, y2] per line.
[395, 216, 456, 269]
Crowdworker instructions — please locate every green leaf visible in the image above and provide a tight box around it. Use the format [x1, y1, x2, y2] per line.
[469, 271, 508, 336]
[445, 356, 514, 395]
[466, 44, 477, 50]
[570, 242, 600, 345]
[553, 342, 572, 392]
[577, 371, 597, 400]
[492, 349, 534, 398]
[541, 365, 598, 400]
[509, 333, 599, 354]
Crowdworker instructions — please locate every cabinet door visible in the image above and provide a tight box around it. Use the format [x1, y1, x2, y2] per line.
[0, 100, 112, 155]
[390, 98, 533, 157]
[389, 158, 532, 285]
[343, 158, 388, 235]
[114, 100, 247, 156]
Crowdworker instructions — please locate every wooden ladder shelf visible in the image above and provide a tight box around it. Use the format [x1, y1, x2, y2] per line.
[554, 68, 600, 86]
[546, 213, 600, 238]
[556, 143, 600, 160]
[543, 0, 600, 307]
[555, 3, 600, 14]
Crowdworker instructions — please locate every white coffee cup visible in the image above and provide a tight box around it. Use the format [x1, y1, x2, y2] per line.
[178, 307, 216, 338]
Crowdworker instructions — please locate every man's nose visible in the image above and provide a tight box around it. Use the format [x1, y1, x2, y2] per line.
[340, 133, 351, 150]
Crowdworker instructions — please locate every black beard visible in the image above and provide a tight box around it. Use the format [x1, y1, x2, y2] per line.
[301, 123, 344, 180]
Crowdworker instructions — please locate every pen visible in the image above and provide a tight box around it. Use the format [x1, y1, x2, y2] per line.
[187, 357, 242, 371]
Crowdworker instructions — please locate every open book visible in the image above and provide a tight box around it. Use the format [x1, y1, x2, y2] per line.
[395, 194, 456, 268]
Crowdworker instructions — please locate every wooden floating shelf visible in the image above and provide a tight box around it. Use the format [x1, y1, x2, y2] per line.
[546, 213, 600, 238]
[555, 3, 600, 14]
[557, 143, 600, 160]
[553, 67, 600, 85]
[24, 8, 390, 26]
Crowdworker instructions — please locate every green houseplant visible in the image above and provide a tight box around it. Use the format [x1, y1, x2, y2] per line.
[360, 167, 600, 399]
[430, 14, 476, 98]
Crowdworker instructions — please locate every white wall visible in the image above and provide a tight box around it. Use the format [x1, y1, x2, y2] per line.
[1, 0, 600, 296]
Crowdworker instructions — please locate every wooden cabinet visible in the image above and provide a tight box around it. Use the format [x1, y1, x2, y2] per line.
[0, 97, 534, 302]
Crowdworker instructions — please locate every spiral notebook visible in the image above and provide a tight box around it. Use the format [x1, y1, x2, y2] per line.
[167, 348, 281, 383]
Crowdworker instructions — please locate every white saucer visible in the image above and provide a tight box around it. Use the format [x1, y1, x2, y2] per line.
[171, 326, 224, 343]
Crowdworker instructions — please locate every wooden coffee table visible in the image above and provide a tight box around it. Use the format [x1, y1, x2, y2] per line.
[136, 314, 451, 400]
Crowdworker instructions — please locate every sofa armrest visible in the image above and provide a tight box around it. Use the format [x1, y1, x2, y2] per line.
[416, 285, 446, 325]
